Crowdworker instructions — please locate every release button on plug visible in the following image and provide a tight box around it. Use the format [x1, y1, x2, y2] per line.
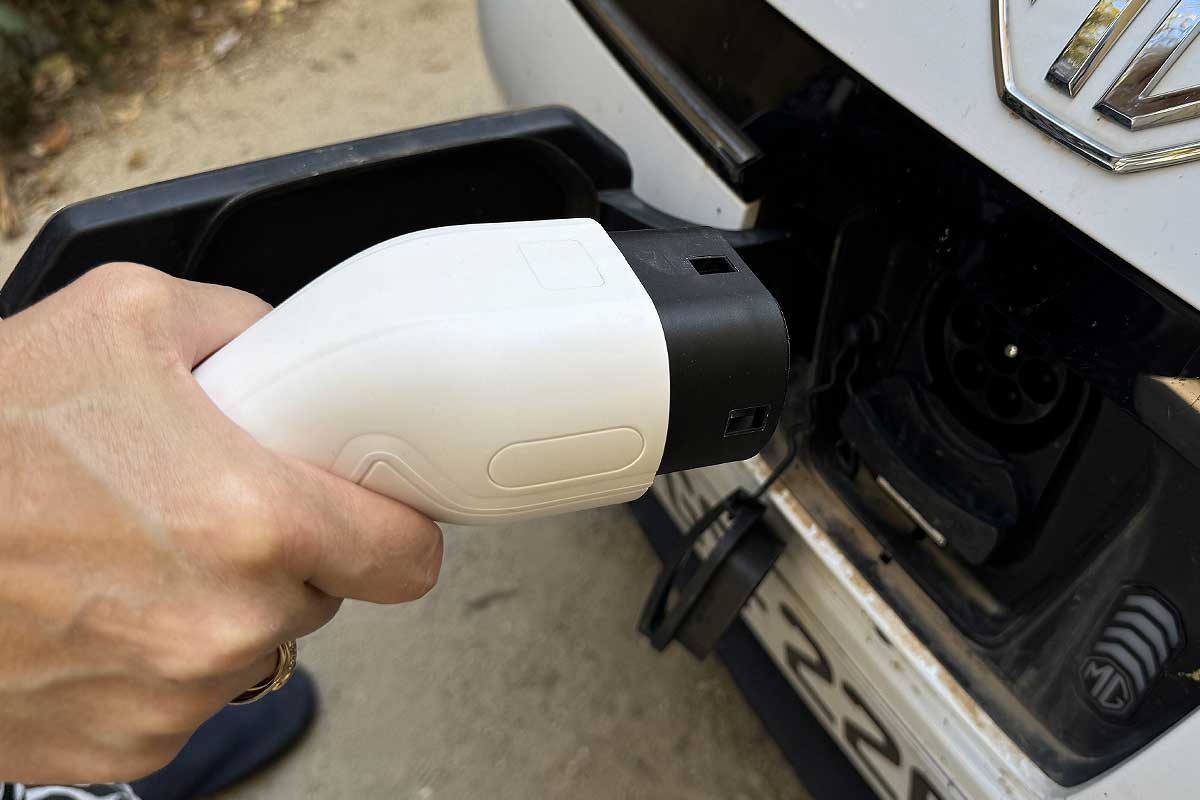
[489, 428, 645, 488]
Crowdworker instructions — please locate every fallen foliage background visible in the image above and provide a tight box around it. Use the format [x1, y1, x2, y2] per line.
[0, 0, 316, 239]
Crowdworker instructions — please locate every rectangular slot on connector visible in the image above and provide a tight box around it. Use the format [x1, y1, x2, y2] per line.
[689, 255, 736, 275]
[725, 405, 769, 436]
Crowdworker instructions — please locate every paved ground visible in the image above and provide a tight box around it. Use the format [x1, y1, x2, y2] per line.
[0, 2, 805, 797]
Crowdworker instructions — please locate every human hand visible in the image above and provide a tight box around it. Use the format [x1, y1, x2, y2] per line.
[0, 263, 442, 783]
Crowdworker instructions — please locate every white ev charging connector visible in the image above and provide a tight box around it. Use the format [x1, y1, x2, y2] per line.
[195, 219, 789, 525]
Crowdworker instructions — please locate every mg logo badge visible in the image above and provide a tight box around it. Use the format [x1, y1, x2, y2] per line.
[1080, 656, 1135, 715]
[994, 0, 1200, 171]
[1076, 591, 1183, 721]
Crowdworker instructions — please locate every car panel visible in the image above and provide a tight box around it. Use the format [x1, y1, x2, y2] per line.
[764, 0, 1200, 316]
[479, 0, 758, 230]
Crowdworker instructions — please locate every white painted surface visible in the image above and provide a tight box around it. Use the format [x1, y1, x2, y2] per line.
[764, 0, 1200, 313]
[1071, 709, 1200, 798]
[478, 0, 759, 230]
[196, 219, 669, 525]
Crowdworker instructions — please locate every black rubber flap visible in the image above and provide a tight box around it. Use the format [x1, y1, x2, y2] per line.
[638, 489, 784, 658]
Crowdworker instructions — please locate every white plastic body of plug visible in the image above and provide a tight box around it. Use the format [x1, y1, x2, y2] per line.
[194, 219, 670, 525]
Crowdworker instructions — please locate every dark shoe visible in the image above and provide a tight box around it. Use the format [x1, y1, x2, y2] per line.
[129, 667, 317, 800]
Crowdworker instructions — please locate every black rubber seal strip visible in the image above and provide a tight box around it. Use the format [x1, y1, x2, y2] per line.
[571, 0, 765, 195]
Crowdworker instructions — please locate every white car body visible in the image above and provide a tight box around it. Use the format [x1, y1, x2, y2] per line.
[480, 0, 757, 230]
[481, 2, 1200, 798]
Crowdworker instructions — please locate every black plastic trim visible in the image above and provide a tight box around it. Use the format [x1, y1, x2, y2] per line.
[0, 107, 630, 315]
[612, 228, 790, 474]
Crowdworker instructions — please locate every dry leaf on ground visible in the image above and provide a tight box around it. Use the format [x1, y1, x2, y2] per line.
[0, 166, 22, 241]
[112, 93, 144, 124]
[29, 121, 71, 158]
[31, 53, 77, 103]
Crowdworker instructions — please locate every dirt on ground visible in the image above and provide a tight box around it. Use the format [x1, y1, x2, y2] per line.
[0, 0, 333, 242]
[0, 0, 503, 281]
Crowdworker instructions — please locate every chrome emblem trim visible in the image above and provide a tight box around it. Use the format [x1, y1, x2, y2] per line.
[994, 0, 1200, 172]
[1046, 0, 1150, 97]
[1096, 0, 1200, 129]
